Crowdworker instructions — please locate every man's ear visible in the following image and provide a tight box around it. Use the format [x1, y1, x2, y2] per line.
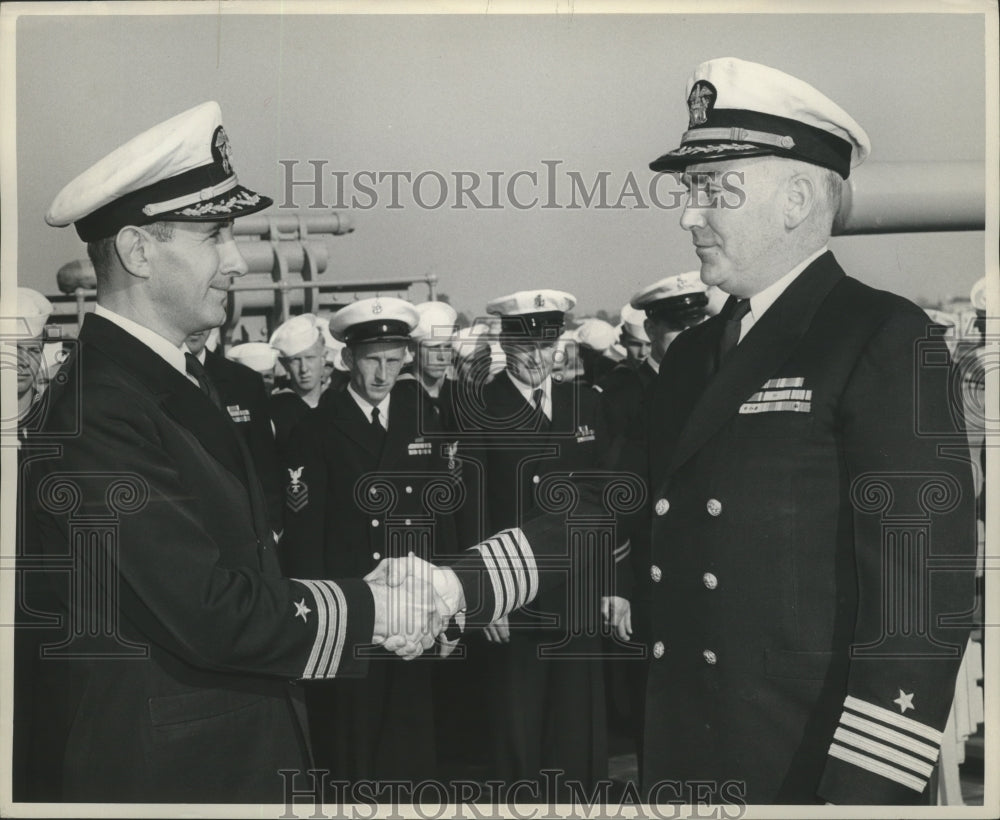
[114, 226, 154, 279]
[784, 172, 818, 230]
[341, 346, 355, 370]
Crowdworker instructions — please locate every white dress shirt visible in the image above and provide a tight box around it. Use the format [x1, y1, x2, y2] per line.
[507, 371, 552, 421]
[347, 384, 391, 430]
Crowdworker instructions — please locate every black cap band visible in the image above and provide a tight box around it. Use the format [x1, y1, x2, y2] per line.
[645, 292, 709, 321]
[343, 319, 414, 345]
[650, 108, 854, 179]
[75, 159, 271, 241]
[499, 311, 565, 340]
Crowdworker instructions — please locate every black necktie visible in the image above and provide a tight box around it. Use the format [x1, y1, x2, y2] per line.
[531, 388, 550, 431]
[370, 406, 386, 443]
[185, 353, 223, 411]
[716, 296, 752, 371]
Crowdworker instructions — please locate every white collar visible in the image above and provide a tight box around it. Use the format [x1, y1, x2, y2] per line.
[747, 245, 828, 324]
[94, 304, 187, 377]
[347, 384, 391, 429]
[507, 371, 552, 420]
[182, 343, 207, 365]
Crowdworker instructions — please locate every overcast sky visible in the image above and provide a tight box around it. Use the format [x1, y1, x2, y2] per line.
[5, 4, 992, 329]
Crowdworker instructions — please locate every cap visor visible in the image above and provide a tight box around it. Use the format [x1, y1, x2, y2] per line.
[649, 144, 775, 172]
[161, 184, 273, 222]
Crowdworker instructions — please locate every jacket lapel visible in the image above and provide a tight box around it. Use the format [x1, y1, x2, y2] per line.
[664, 252, 845, 477]
[380, 383, 416, 469]
[328, 389, 383, 460]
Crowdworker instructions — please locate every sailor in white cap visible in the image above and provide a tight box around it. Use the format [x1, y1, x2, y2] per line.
[268, 313, 326, 451]
[617, 304, 651, 366]
[281, 294, 459, 782]
[407, 300, 459, 401]
[574, 317, 619, 385]
[626, 58, 976, 804]
[315, 315, 351, 393]
[448, 287, 609, 795]
[227, 341, 279, 384]
[630, 271, 710, 375]
[11, 287, 55, 424]
[18, 102, 447, 804]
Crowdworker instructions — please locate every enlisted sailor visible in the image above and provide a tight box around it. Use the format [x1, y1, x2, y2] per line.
[454, 288, 610, 797]
[10, 287, 55, 429]
[631, 271, 710, 377]
[268, 312, 326, 452]
[574, 317, 619, 385]
[227, 340, 279, 390]
[281, 296, 461, 781]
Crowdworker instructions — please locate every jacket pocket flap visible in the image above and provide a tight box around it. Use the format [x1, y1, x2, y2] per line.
[148, 688, 266, 727]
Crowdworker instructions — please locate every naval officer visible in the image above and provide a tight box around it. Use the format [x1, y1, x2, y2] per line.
[632, 57, 976, 804]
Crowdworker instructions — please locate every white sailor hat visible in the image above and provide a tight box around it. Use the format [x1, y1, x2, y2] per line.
[970, 278, 987, 312]
[330, 297, 419, 345]
[46, 101, 271, 242]
[650, 57, 870, 179]
[452, 324, 488, 358]
[227, 342, 278, 373]
[315, 315, 338, 349]
[619, 304, 650, 343]
[631, 272, 709, 322]
[575, 318, 618, 352]
[486, 289, 576, 339]
[412, 301, 459, 344]
[315, 317, 347, 369]
[270, 314, 322, 358]
[7, 288, 54, 341]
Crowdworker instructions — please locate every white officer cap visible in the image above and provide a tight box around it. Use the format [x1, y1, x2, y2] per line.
[575, 318, 618, 352]
[412, 301, 459, 344]
[270, 314, 322, 358]
[486, 289, 576, 340]
[4, 288, 54, 341]
[227, 342, 278, 373]
[650, 57, 870, 179]
[46, 101, 271, 242]
[619, 304, 650, 343]
[330, 297, 419, 345]
[631, 271, 709, 318]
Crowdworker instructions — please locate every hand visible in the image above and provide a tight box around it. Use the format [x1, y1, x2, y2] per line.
[365, 553, 441, 660]
[602, 595, 632, 641]
[483, 614, 510, 643]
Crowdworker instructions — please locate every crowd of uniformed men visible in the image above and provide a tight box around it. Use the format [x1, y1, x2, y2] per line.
[12, 56, 986, 807]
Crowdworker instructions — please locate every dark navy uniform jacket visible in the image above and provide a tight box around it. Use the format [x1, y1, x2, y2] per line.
[203, 348, 283, 532]
[634, 252, 976, 804]
[15, 314, 374, 803]
[280, 379, 460, 780]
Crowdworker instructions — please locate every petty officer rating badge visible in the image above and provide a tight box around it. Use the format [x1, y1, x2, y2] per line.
[286, 465, 309, 512]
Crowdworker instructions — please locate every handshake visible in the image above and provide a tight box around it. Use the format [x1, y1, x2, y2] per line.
[364, 552, 466, 660]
